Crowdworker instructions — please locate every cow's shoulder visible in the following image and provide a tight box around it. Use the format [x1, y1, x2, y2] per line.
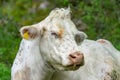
[12, 65, 31, 80]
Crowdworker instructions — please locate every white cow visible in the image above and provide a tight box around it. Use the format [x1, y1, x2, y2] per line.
[11, 8, 120, 80]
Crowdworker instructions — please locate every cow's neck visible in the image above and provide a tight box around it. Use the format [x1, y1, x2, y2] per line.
[40, 59, 56, 80]
[19, 39, 54, 80]
[42, 66, 55, 80]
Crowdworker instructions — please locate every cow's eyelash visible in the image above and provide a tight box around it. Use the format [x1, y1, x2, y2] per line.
[51, 32, 57, 35]
[51, 32, 60, 38]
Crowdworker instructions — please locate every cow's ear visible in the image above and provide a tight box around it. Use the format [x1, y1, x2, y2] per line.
[78, 31, 87, 40]
[20, 26, 39, 40]
[75, 31, 87, 45]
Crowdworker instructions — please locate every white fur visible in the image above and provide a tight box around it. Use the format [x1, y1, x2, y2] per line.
[11, 8, 120, 80]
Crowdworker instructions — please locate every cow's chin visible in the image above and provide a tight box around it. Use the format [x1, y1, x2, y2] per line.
[50, 64, 81, 71]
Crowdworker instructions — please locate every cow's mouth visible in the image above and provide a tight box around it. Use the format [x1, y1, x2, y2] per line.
[65, 58, 84, 70]
[48, 63, 82, 71]
[67, 64, 81, 68]
[65, 64, 82, 70]
[46, 61, 84, 71]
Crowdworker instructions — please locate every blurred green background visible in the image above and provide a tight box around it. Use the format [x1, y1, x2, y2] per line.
[0, 0, 120, 79]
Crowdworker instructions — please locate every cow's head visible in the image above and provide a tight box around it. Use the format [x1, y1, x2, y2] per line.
[20, 8, 87, 71]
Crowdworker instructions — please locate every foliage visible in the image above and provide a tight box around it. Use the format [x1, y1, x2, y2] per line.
[0, 63, 10, 80]
[0, 0, 120, 79]
[0, 17, 19, 68]
[79, 0, 120, 50]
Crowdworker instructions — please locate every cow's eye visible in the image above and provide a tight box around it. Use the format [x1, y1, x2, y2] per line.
[51, 32, 59, 38]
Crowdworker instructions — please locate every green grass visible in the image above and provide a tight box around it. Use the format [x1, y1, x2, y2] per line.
[0, 63, 11, 80]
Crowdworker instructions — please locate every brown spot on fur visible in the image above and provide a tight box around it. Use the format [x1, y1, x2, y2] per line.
[58, 28, 64, 38]
[97, 39, 107, 44]
[104, 72, 112, 80]
[14, 70, 24, 80]
[102, 70, 118, 80]
[14, 66, 31, 80]
[24, 66, 31, 80]
[52, 23, 64, 38]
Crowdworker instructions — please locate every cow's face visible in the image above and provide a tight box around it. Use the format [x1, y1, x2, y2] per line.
[20, 8, 87, 71]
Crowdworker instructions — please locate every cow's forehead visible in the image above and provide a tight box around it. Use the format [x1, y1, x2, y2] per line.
[31, 8, 77, 36]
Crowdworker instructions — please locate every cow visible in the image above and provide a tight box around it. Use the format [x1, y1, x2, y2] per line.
[11, 8, 120, 80]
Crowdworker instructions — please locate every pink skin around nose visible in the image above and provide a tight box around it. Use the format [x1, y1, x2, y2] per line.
[68, 51, 84, 66]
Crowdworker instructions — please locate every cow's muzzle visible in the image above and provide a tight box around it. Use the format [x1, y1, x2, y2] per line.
[68, 51, 84, 68]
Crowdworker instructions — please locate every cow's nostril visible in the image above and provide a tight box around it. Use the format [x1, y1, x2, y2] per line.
[69, 52, 84, 65]
[69, 54, 76, 58]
